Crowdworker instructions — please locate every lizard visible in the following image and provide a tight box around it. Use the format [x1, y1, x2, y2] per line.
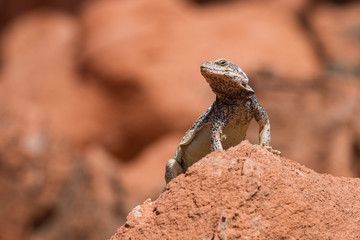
[163, 58, 281, 192]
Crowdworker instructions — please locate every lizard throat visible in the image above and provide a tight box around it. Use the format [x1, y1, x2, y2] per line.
[215, 91, 253, 104]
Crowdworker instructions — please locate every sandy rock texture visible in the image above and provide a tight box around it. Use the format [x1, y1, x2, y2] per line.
[112, 141, 360, 240]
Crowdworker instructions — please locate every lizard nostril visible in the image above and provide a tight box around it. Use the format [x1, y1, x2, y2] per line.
[200, 65, 207, 71]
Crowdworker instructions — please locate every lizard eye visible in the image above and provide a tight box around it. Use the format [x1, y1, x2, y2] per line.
[216, 59, 228, 66]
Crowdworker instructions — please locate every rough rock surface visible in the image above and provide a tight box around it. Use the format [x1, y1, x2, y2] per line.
[111, 141, 360, 240]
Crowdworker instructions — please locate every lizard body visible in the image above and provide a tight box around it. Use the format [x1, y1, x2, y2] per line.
[164, 58, 280, 191]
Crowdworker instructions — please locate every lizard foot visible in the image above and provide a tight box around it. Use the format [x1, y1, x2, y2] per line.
[163, 159, 184, 193]
[259, 144, 282, 156]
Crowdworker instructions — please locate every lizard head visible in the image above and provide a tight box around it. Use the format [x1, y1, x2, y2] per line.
[200, 58, 254, 97]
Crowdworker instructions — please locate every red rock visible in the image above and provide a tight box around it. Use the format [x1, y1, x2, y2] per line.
[0, 10, 128, 240]
[310, 2, 360, 73]
[271, 0, 311, 13]
[0, 0, 87, 30]
[120, 133, 183, 211]
[80, 0, 321, 132]
[0, 111, 126, 240]
[251, 72, 360, 177]
[0, 9, 105, 147]
[0, 8, 171, 160]
[81, 0, 320, 82]
[111, 141, 360, 239]
[0, 1, 360, 240]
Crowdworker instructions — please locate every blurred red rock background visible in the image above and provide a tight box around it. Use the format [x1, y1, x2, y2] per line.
[0, 0, 359, 239]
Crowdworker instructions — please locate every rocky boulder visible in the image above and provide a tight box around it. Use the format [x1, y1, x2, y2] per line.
[111, 141, 360, 239]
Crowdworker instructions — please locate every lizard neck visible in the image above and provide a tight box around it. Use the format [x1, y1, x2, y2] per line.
[215, 91, 253, 105]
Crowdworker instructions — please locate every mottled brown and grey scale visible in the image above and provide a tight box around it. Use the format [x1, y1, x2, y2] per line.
[163, 58, 281, 192]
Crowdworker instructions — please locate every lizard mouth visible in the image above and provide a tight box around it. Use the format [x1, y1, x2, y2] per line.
[240, 82, 254, 93]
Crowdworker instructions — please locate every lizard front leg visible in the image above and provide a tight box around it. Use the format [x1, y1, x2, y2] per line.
[211, 122, 224, 151]
[259, 120, 271, 146]
[259, 121, 281, 155]
[254, 103, 281, 156]
[163, 158, 184, 192]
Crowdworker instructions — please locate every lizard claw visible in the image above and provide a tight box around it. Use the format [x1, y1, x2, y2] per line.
[260, 144, 282, 156]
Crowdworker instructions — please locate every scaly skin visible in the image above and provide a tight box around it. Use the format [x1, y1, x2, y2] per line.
[163, 58, 281, 192]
